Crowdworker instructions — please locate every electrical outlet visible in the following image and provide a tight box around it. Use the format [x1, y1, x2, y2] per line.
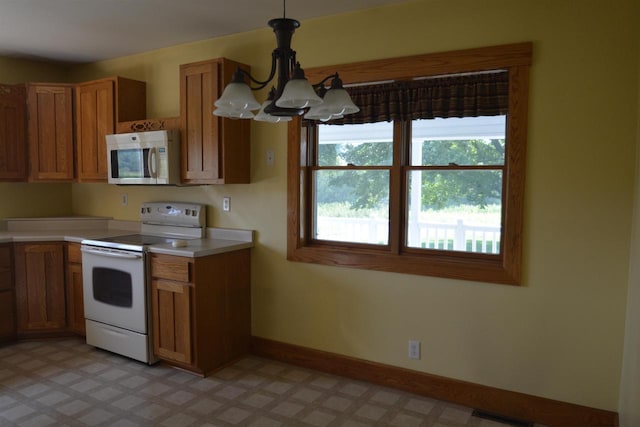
[222, 196, 230, 212]
[408, 340, 421, 360]
[266, 149, 275, 166]
[121, 193, 128, 206]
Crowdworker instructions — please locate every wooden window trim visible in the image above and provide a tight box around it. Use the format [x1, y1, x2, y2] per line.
[287, 43, 531, 285]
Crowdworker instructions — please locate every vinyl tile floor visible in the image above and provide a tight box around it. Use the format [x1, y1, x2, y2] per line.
[0, 338, 543, 427]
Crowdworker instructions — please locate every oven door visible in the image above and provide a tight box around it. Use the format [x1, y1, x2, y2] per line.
[81, 245, 148, 334]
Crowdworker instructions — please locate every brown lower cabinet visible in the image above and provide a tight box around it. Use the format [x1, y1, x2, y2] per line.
[7, 241, 250, 376]
[150, 249, 251, 376]
[65, 243, 85, 335]
[14, 242, 67, 335]
[0, 244, 16, 342]
[4, 242, 85, 341]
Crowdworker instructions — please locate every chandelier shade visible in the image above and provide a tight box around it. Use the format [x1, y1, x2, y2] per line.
[214, 72, 261, 111]
[320, 87, 359, 116]
[275, 63, 323, 109]
[212, 0, 358, 123]
[254, 88, 293, 122]
[303, 105, 340, 122]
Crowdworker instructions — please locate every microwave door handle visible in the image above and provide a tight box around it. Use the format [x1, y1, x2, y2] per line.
[148, 147, 158, 178]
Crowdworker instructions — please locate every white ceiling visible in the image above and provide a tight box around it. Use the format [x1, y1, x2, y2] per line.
[0, 0, 409, 64]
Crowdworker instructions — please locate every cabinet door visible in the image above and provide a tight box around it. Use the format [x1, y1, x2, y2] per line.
[0, 244, 15, 341]
[180, 61, 220, 183]
[65, 243, 84, 335]
[151, 279, 192, 364]
[14, 243, 67, 332]
[0, 244, 12, 291]
[75, 80, 114, 182]
[66, 263, 84, 335]
[180, 59, 250, 184]
[27, 84, 74, 181]
[66, 263, 85, 335]
[0, 290, 16, 341]
[0, 84, 27, 181]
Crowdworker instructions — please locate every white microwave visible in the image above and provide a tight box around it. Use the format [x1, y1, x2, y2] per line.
[106, 130, 180, 185]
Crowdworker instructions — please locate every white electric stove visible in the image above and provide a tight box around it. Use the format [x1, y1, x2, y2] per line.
[80, 202, 205, 364]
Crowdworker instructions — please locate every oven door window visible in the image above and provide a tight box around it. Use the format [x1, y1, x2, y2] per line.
[111, 148, 151, 179]
[92, 267, 133, 307]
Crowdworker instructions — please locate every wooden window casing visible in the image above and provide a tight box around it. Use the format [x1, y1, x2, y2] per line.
[287, 43, 531, 285]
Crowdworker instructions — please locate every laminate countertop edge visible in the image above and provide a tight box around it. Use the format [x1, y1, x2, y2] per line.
[0, 219, 254, 258]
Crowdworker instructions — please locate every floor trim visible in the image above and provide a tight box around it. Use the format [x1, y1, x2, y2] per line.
[250, 336, 618, 427]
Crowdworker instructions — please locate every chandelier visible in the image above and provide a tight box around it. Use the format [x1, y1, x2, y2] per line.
[213, 1, 359, 123]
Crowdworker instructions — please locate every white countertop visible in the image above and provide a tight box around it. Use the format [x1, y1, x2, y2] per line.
[0, 217, 254, 258]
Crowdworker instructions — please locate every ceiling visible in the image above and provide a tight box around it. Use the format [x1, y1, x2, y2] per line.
[0, 0, 409, 64]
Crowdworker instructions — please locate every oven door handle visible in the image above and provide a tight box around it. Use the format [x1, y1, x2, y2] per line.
[81, 247, 143, 259]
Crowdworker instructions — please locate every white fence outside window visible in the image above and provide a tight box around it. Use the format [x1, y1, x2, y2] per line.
[316, 217, 501, 254]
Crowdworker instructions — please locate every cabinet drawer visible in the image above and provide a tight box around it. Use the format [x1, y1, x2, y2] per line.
[151, 255, 192, 283]
[66, 243, 82, 264]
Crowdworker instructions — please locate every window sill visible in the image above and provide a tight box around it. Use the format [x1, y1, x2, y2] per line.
[287, 244, 521, 285]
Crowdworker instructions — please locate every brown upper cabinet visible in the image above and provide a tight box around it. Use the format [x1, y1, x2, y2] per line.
[27, 83, 74, 182]
[0, 84, 27, 181]
[75, 77, 146, 182]
[180, 58, 250, 184]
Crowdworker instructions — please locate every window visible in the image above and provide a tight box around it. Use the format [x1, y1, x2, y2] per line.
[287, 43, 531, 285]
[315, 121, 393, 245]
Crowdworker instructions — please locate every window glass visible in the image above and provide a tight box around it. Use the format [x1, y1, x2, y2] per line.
[313, 169, 390, 245]
[406, 170, 502, 253]
[318, 122, 393, 166]
[411, 116, 506, 166]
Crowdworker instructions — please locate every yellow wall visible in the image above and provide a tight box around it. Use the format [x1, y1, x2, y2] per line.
[3, 0, 638, 413]
[619, 32, 640, 426]
[0, 56, 69, 83]
[0, 184, 71, 219]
